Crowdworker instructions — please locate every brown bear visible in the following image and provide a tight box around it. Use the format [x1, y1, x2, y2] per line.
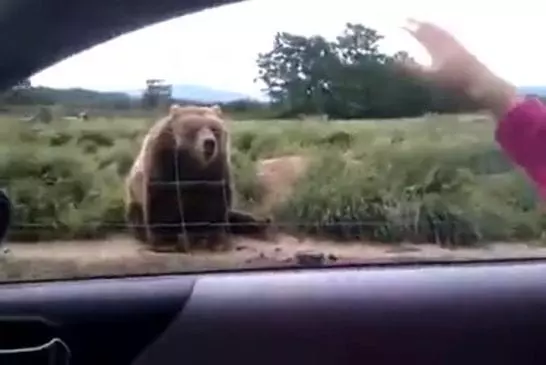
[125, 104, 271, 252]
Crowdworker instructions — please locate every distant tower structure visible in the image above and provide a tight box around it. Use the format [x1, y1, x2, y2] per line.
[142, 79, 173, 110]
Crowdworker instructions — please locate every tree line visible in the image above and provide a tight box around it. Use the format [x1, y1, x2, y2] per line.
[255, 22, 486, 119]
[0, 22, 541, 120]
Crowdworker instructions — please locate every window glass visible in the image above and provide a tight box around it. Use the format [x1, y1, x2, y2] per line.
[1, 0, 545, 281]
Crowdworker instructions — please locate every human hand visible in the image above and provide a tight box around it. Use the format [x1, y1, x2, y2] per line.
[402, 19, 517, 118]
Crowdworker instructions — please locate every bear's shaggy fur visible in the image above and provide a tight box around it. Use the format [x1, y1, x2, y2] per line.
[125, 104, 270, 252]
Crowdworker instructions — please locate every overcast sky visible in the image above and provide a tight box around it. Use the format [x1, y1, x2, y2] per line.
[30, 0, 545, 98]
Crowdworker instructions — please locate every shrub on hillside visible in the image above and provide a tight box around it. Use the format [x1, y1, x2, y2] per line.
[0, 115, 541, 245]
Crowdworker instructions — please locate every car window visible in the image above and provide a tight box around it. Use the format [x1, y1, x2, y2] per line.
[1, 0, 545, 281]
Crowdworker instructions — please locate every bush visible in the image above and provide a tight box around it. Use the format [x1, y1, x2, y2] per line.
[0, 114, 541, 245]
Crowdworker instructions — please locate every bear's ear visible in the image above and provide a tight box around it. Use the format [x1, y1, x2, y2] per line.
[169, 104, 181, 116]
[210, 104, 223, 117]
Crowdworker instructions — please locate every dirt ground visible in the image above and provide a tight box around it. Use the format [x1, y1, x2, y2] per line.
[2, 234, 546, 282]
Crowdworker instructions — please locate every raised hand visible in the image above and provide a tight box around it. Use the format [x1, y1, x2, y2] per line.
[402, 18, 517, 118]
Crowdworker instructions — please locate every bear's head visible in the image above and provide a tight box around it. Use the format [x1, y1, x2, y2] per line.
[165, 104, 229, 166]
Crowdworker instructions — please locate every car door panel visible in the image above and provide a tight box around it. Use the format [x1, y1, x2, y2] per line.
[0, 276, 195, 364]
[1, 262, 546, 364]
[134, 262, 546, 365]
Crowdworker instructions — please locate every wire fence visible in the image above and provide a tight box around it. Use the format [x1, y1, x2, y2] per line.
[0, 171, 464, 245]
[0, 177, 446, 227]
[7, 221, 397, 229]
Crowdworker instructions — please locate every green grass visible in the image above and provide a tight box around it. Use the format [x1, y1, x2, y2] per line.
[0, 113, 542, 246]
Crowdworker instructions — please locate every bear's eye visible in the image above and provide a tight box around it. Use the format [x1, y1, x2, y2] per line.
[182, 128, 196, 138]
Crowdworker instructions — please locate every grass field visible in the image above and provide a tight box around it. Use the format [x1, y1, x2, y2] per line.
[0, 112, 544, 281]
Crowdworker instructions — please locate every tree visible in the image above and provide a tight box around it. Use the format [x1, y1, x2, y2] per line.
[12, 79, 32, 90]
[257, 32, 340, 116]
[256, 23, 481, 119]
[0, 78, 34, 105]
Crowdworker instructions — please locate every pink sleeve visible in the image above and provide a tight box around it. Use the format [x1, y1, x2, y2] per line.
[495, 98, 546, 199]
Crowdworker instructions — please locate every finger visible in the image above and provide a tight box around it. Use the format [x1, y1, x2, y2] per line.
[404, 18, 421, 32]
[405, 18, 422, 31]
[402, 20, 441, 59]
[409, 19, 466, 56]
[403, 19, 442, 53]
[402, 18, 421, 38]
[406, 18, 450, 41]
[402, 30, 444, 70]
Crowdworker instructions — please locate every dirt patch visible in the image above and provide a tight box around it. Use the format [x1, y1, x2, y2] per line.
[2, 234, 546, 282]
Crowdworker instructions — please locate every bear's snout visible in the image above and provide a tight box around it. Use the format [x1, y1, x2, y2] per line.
[203, 137, 216, 159]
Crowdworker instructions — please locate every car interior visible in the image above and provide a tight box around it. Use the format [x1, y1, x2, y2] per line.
[2, 0, 546, 364]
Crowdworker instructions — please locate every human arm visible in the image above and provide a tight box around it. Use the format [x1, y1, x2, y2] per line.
[403, 19, 546, 198]
[496, 97, 546, 199]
